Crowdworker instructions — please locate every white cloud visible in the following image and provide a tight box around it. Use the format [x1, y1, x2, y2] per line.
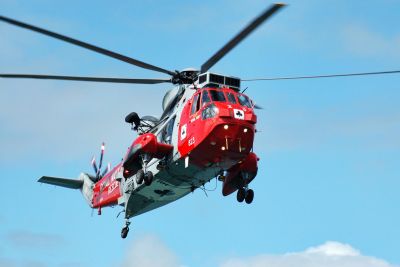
[305, 241, 360, 256]
[220, 241, 398, 267]
[121, 237, 398, 267]
[121, 234, 182, 267]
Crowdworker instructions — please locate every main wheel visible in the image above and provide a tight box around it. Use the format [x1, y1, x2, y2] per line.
[144, 171, 153, 186]
[237, 188, 245, 202]
[121, 227, 129, 239]
[245, 189, 254, 204]
[136, 169, 144, 184]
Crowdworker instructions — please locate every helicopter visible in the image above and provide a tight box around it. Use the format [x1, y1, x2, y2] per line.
[1, 3, 399, 239]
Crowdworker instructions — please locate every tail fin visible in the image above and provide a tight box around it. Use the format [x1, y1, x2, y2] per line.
[38, 176, 83, 189]
[38, 173, 94, 207]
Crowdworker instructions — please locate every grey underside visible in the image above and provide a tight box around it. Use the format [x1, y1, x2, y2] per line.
[124, 158, 221, 218]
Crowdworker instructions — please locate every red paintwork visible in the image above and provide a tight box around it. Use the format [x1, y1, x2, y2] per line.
[222, 152, 259, 196]
[178, 87, 259, 194]
[122, 133, 173, 177]
[125, 133, 173, 159]
[92, 133, 174, 209]
[92, 163, 123, 208]
[92, 87, 259, 209]
[179, 87, 256, 166]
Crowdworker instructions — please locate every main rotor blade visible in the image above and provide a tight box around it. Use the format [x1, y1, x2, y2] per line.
[0, 74, 171, 84]
[200, 3, 286, 73]
[241, 70, 400, 82]
[0, 15, 175, 76]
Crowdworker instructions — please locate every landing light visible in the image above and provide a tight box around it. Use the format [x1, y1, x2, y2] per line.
[243, 128, 248, 133]
[224, 124, 229, 130]
[221, 146, 226, 151]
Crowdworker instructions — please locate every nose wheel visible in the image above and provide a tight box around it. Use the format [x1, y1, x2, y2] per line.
[237, 187, 254, 204]
[121, 220, 131, 239]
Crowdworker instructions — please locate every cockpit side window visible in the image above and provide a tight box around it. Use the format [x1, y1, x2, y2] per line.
[201, 90, 211, 107]
[191, 94, 200, 115]
[238, 94, 252, 108]
[209, 90, 226, 102]
[226, 92, 237, 104]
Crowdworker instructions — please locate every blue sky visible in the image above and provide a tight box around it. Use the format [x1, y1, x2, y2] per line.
[0, 0, 399, 266]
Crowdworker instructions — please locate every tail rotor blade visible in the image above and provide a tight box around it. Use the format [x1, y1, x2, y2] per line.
[98, 142, 105, 172]
[91, 156, 98, 174]
[101, 162, 111, 177]
[96, 142, 105, 179]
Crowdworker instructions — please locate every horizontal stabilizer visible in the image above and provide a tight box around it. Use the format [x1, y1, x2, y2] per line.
[38, 176, 83, 189]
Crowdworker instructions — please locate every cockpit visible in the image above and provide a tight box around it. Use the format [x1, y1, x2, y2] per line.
[191, 88, 253, 116]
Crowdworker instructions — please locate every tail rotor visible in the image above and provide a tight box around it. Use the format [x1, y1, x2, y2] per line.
[91, 142, 109, 181]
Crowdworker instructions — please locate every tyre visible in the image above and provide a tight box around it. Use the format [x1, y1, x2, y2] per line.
[121, 227, 129, 239]
[237, 188, 245, 202]
[144, 171, 154, 186]
[245, 189, 254, 204]
[136, 169, 144, 184]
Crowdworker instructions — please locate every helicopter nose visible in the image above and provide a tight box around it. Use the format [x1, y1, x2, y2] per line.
[213, 123, 254, 153]
[218, 107, 257, 124]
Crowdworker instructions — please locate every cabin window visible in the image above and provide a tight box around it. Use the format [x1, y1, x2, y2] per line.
[201, 90, 211, 107]
[191, 94, 201, 115]
[209, 90, 226, 102]
[238, 94, 252, 108]
[159, 116, 175, 144]
[226, 92, 237, 104]
[164, 116, 175, 144]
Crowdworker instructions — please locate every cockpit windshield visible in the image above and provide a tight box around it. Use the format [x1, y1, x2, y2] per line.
[226, 92, 237, 104]
[209, 90, 226, 102]
[237, 94, 252, 108]
[202, 89, 253, 109]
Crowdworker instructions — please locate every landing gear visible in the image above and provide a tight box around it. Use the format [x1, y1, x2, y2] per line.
[236, 188, 255, 204]
[121, 226, 129, 239]
[121, 219, 131, 239]
[136, 154, 154, 186]
[245, 189, 254, 204]
[237, 188, 246, 202]
[136, 169, 153, 186]
[236, 172, 255, 204]
[144, 171, 153, 186]
[136, 169, 144, 184]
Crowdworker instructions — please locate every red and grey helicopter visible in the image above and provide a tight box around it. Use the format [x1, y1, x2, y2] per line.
[1, 3, 398, 238]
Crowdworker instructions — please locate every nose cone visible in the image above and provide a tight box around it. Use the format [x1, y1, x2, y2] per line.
[189, 120, 255, 169]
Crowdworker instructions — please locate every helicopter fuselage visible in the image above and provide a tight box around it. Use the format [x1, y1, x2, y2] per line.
[90, 83, 259, 218]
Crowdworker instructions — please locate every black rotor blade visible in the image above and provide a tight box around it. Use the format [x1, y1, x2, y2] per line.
[0, 15, 175, 76]
[200, 3, 286, 73]
[241, 70, 400, 82]
[0, 74, 171, 84]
